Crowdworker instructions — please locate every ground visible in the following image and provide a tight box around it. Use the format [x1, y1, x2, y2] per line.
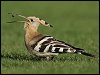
[1, 1, 99, 74]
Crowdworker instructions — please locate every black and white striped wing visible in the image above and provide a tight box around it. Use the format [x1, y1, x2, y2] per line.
[31, 36, 78, 53]
[30, 36, 95, 57]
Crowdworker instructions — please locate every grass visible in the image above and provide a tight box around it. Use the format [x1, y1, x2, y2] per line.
[1, 1, 99, 74]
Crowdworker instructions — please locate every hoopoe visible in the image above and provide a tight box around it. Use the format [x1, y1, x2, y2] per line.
[8, 13, 95, 60]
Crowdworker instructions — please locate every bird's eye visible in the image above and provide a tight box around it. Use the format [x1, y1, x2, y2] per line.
[30, 19, 34, 22]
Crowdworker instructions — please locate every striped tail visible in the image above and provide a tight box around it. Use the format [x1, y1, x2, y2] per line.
[75, 48, 95, 57]
[51, 47, 95, 57]
[81, 52, 95, 57]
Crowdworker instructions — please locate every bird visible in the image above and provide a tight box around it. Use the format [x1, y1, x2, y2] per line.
[8, 13, 95, 60]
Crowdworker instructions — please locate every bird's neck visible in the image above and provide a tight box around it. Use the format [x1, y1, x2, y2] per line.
[25, 24, 41, 44]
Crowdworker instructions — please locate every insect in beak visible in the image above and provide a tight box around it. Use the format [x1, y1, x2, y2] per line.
[7, 13, 27, 23]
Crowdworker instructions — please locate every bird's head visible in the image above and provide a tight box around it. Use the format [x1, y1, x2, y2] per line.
[7, 13, 53, 31]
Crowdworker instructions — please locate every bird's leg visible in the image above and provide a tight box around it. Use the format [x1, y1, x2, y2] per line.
[46, 56, 54, 61]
